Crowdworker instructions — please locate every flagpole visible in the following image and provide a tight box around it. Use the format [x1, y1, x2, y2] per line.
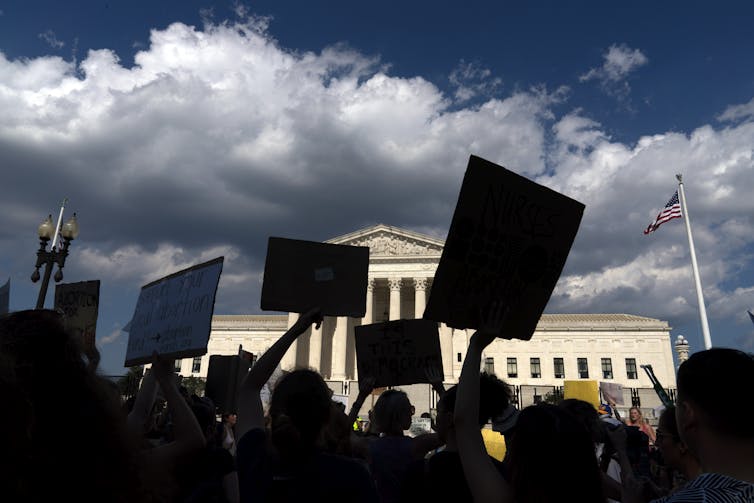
[676, 174, 712, 349]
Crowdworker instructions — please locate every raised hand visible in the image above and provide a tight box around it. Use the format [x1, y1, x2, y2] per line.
[292, 307, 324, 333]
[471, 301, 508, 349]
[424, 366, 446, 395]
[358, 376, 376, 397]
[151, 351, 176, 385]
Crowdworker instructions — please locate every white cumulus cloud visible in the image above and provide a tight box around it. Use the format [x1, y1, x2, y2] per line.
[580, 44, 648, 102]
[0, 14, 753, 350]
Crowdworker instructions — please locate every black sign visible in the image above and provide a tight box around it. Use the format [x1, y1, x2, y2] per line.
[54, 280, 100, 353]
[424, 155, 585, 340]
[261, 237, 369, 317]
[355, 319, 443, 387]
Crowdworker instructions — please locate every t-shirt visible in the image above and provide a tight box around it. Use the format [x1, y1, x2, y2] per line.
[237, 428, 378, 503]
[400, 449, 506, 503]
[369, 436, 415, 503]
[175, 446, 236, 503]
[651, 473, 754, 503]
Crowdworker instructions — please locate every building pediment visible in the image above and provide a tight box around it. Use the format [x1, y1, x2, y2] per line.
[327, 224, 445, 257]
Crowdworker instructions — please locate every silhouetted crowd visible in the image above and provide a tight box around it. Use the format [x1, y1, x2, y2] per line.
[1, 308, 753, 502]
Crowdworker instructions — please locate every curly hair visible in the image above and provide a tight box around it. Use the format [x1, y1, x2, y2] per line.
[0, 310, 145, 502]
[439, 372, 511, 427]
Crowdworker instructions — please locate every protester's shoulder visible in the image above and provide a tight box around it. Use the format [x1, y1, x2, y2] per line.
[650, 473, 754, 503]
[236, 428, 268, 466]
[317, 452, 378, 501]
[318, 451, 371, 476]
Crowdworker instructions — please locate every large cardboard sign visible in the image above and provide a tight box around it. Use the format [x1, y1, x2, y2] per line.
[564, 380, 600, 409]
[54, 280, 100, 354]
[355, 319, 443, 387]
[424, 155, 585, 340]
[125, 257, 224, 366]
[205, 355, 252, 414]
[261, 237, 369, 317]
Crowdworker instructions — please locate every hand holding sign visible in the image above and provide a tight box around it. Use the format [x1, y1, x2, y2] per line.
[151, 351, 176, 385]
[358, 375, 376, 397]
[471, 301, 508, 349]
[292, 307, 324, 333]
[424, 366, 446, 396]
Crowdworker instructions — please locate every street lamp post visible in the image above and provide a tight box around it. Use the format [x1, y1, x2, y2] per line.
[674, 335, 690, 369]
[31, 210, 79, 309]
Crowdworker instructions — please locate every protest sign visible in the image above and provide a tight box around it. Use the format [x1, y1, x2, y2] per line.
[355, 319, 443, 387]
[205, 355, 251, 414]
[125, 257, 224, 366]
[261, 237, 369, 317]
[332, 393, 350, 409]
[599, 381, 625, 406]
[408, 417, 432, 437]
[54, 280, 99, 354]
[564, 380, 600, 409]
[0, 278, 9, 315]
[424, 155, 585, 340]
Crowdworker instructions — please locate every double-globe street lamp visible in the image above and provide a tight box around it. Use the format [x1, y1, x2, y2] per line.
[31, 212, 80, 309]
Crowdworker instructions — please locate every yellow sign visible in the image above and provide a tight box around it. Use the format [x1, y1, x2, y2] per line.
[563, 380, 599, 409]
[482, 428, 507, 462]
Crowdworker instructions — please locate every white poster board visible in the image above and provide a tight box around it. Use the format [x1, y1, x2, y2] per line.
[407, 417, 432, 437]
[599, 381, 625, 406]
[332, 393, 350, 409]
[125, 257, 224, 366]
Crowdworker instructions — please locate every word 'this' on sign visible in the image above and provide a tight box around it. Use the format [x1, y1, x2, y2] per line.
[260, 237, 370, 318]
[125, 257, 224, 366]
[54, 280, 100, 354]
[355, 319, 443, 388]
[424, 155, 585, 340]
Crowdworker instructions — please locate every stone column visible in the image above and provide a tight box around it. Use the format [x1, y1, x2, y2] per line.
[331, 316, 348, 380]
[388, 278, 403, 321]
[440, 323, 455, 382]
[363, 278, 375, 325]
[308, 323, 323, 372]
[414, 277, 427, 319]
[281, 312, 299, 371]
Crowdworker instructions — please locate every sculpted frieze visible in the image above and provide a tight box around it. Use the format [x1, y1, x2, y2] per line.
[347, 232, 442, 256]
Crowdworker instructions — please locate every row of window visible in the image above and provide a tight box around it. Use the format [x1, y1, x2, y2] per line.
[174, 357, 203, 374]
[483, 357, 639, 380]
[187, 355, 640, 379]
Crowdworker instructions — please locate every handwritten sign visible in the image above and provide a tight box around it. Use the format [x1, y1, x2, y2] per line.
[424, 155, 585, 340]
[261, 237, 369, 317]
[600, 382, 625, 406]
[355, 319, 443, 387]
[125, 257, 224, 366]
[54, 280, 100, 354]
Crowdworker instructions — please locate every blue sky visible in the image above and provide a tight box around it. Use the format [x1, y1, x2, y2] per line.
[1, 1, 753, 375]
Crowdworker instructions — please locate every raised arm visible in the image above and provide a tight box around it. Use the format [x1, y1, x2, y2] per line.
[425, 365, 446, 396]
[236, 307, 323, 439]
[146, 353, 206, 464]
[455, 303, 514, 503]
[348, 376, 375, 427]
[127, 368, 158, 437]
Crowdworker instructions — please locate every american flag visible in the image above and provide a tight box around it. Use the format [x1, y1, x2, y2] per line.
[644, 190, 682, 234]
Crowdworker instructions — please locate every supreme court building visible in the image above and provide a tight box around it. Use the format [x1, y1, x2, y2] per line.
[177, 224, 677, 416]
